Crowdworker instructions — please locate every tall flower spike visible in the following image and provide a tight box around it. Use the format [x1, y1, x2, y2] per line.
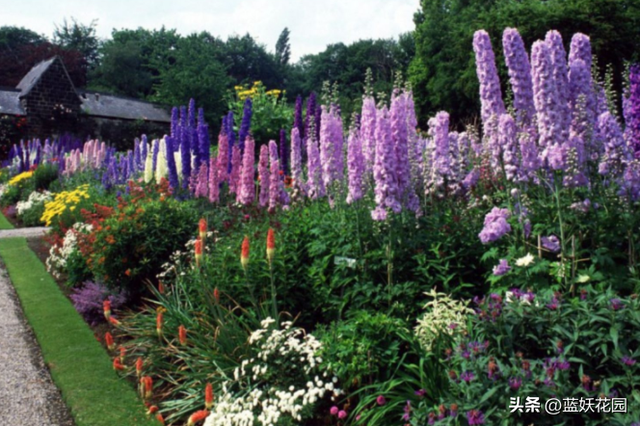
[290, 127, 305, 196]
[103, 300, 111, 321]
[502, 28, 535, 128]
[228, 146, 242, 195]
[156, 312, 163, 337]
[216, 132, 229, 184]
[136, 357, 143, 377]
[208, 157, 219, 203]
[187, 410, 210, 426]
[371, 106, 401, 221]
[545, 30, 571, 141]
[241, 236, 250, 272]
[473, 30, 506, 129]
[346, 121, 364, 204]
[237, 136, 255, 205]
[266, 228, 275, 265]
[105, 332, 115, 351]
[199, 218, 207, 242]
[195, 238, 203, 268]
[258, 144, 271, 207]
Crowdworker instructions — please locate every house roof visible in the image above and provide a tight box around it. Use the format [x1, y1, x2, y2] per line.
[0, 88, 25, 115]
[16, 57, 57, 95]
[78, 91, 170, 123]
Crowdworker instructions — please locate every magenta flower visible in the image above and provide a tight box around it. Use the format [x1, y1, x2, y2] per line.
[622, 356, 636, 366]
[610, 298, 624, 311]
[237, 136, 255, 205]
[258, 144, 270, 207]
[466, 409, 485, 425]
[338, 410, 347, 419]
[330, 406, 339, 416]
[508, 376, 522, 391]
[376, 395, 386, 406]
[461, 371, 475, 383]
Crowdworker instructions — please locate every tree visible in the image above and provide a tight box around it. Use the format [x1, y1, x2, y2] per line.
[53, 18, 99, 72]
[409, 0, 640, 127]
[153, 32, 229, 129]
[275, 27, 291, 67]
[220, 34, 282, 89]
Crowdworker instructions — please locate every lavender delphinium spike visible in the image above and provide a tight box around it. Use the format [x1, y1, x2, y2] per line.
[306, 122, 325, 199]
[531, 40, 563, 166]
[315, 103, 322, 142]
[627, 64, 640, 157]
[208, 157, 219, 203]
[268, 140, 281, 212]
[319, 105, 336, 189]
[290, 127, 305, 197]
[598, 111, 631, 179]
[228, 145, 242, 195]
[346, 121, 364, 204]
[238, 98, 252, 152]
[503, 28, 535, 129]
[426, 111, 452, 194]
[371, 106, 401, 221]
[152, 139, 160, 175]
[305, 92, 316, 141]
[237, 136, 255, 205]
[133, 138, 141, 174]
[568, 33, 592, 73]
[195, 163, 209, 198]
[499, 114, 519, 181]
[171, 107, 179, 139]
[180, 125, 191, 188]
[294, 95, 304, 139]
[545, 30, 571, 140]
[391, 89, 411, 201]
[404, 89, 423, 190]
[473, 30, 506, 132]
[259, 144, 271, 207]
[331, 105, 344, 184]
[360, 94, 377, 176]
[226, 111, 236, 173]
[568, 58, 594, 167]
[141, 134, 148, 163]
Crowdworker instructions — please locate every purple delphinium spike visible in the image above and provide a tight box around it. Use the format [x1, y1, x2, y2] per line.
[371, 106, 401, 221]
[319, 105, 336, 189]
[331, 105, 345, 184]
[306, 122, 325, 199]
[503, 28, 535, 128]
[391, 89, 411, 201]
[197, 108, 210, 166]
[568, 33, 592, 73]
[165, 136, 180, 191]
[621, 159, 640, 200]
[294, 95, 304, 140]
[531, 40, 563, 168]
[217, 132, 229, 184]
[280, 128, 289, 176]
[259, 144, 270, 207]
[228, 145, 242, 195]
[152, 139, 160, 174]
[305, 92, 316, 140]
[238, 98, 252, 152]
[426, 111, 452, 194]
[133, 138, 141, 173]
[180, 125, 191, 188]
[226, 111, 235, 173]
[499, 114, 519, 180]
[568, 58, 594, 166]
[170, 107, 179, 139]
[237, 136, 255, 205]
[208, 157, 219, 203]
[346, 122, 364, 204]
[628, 65, 640, 157]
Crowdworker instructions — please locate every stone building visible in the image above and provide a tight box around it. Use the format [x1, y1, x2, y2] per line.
[0, 56, 170, 153]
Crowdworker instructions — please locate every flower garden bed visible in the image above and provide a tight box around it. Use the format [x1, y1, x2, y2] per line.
[1, 26, 640, 426]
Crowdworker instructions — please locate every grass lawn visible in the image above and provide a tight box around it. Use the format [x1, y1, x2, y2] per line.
[0, 237, 157, 426]
[0, 210, 14, 229]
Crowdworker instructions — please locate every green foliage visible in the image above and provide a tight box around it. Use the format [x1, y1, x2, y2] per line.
[419, 287, 640, 425]
[33, 163, 59, 191]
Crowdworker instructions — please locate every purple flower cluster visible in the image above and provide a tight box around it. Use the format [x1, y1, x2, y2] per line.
[479, 207, 511, 244]
[371, 106, 401, 220]
[346, 123, 364, 204]
[502, 28, 535, 128]
[628, 65, 640, 157]
[541, 235, 561, 253]
[70, 281, 128, 326]
[237, 136, 255, 205]
[492, 259, 510, 276]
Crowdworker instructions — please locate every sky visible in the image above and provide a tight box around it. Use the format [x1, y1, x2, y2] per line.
[2, 0, 419, 61]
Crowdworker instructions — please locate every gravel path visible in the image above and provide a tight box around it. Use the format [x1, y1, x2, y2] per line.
[0, 264, 74, 425]
[0, 227, 50, 239]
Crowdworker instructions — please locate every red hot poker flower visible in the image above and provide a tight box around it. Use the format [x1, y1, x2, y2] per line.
[266, 228, 275, 265]
[195, 238, 203, 267]
[199, 218, 207, 241]
[136, 357, 143, 377]
[156, 312, 163, 337]
[178, 325, 187, 345]
[105, 332, 115, 351]
[205, 383, 214, 410]
[113, 357, 125, 371]
[119, 346, 126, 363]
[241, 236, 250, 271]
[213, 288, 220, 304]
[187, 410, 210, 426]
[103, 300, 111, 320]
[156, 413, 165, 425]
[108, 316, 121, 327]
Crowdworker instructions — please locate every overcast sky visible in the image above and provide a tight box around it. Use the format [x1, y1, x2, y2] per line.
[3, 0, 419, 61]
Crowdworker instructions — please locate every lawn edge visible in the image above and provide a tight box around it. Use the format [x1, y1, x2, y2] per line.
[0, 237, 157, 426]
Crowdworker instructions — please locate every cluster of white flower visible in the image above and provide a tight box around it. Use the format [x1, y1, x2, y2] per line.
[46, 222, 93, 278]
[204, 318, 341, 426]
[16, 190, 52, 216]
[414, 288, 475, 352]
[157, 231, 216, 280]
[0, 183, 6, 198]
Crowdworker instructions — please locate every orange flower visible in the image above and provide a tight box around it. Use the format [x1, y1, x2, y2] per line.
[136, 357, 144, 377]
[141, 376, 153, 400]
[105, 332, 115, 351]
[125, 269, 131, 277]
[146, 405, 159, 416]
[119, 346, 126, 363]
[199, 218, 207, 242]
[156, 413, 165, 425]
[106, 234, 115, 244]
[108, 316, 121, 327]
[178, 325, 187, 345]
[187, 410, 210, 426]
[266, 228, 275, 265]
[213, 288, 220, 304]
[241, 236, 250, 271]
[205, 383, 214, 410]
[158, 281, 165, 294]
[103, 300, 111, 320]
[113, 357, 125, 371]
[195, 238, 203, 267]
[156, 312, 163, 337]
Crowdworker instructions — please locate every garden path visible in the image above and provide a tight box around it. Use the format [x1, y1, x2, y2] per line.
[0, 256, 73, 425]
[0, 227, 50, 239]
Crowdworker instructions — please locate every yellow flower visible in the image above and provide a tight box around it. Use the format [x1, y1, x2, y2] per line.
[8, 171, 34, 186]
